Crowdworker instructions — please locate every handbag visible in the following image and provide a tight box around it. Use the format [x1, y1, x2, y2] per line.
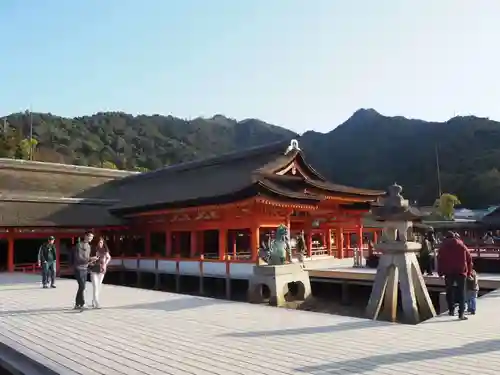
[89, 257, 101, 273]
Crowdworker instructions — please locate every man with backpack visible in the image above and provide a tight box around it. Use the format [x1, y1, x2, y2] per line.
[37, 236, 57, 289]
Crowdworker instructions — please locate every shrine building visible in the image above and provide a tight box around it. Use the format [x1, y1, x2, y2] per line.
[0, 139, 384, 274]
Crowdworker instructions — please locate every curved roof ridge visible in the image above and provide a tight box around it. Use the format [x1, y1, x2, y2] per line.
[119, 139, 293, 184]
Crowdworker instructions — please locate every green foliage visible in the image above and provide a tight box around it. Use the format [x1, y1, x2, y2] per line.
[0, 111, 295, 172]
[101, 161, 118, 169]
[433, 193, 461, 220]
[17, 138, 38, 160]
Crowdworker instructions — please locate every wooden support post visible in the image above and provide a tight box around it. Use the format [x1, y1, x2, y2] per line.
[7, 235, 14, 272]
[225, 260, 231, 299]
[337, 227, 344, 259]
[199, 255, 205, 295]
[326, 229, 332, 256]
[165, 230, 172, 257]
[341, 281, 350, 305]
[144, 231, 151, 256]
[190, 231, 198, 258]
[250, 226, 260, 262]
[136, 255, 142, 287]
[346, 232, 351, 256]
[218, 228, 227, 260]
[154, 259, 160, 290]
[357, 219, 364, 266]
[54, 237, 61, 276]
[175, 254, 181, 293]
[306, 231, 312, 258]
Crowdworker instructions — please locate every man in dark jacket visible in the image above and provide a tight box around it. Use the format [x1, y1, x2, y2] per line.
[38, 236, 57, 289]
[437, 231, 473, 320]
[73, 231, 96, 309]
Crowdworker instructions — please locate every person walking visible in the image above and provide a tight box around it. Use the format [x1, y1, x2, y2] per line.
[37, 236, 57, 289]
[466, 268, 479, 315]
[437, 231, 473, 320]
[90, 237, 111, 309]
[419, 235, 433, 276]
[73, 231, 96, 309]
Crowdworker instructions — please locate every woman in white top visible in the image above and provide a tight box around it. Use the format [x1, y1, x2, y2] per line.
[89, 237, 111, 308]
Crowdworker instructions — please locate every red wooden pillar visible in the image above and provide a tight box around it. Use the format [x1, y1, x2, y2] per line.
[54, 237, 61, 276]
[7, 235, 14, 272]
[336, 227, 344, 259]
[190, 231, 198, 258]
[326, 229, 332, 256]
[218, 228, 227, 260]
[165, 230, 172, 257]
[373, 231, 378, 243]
[306, 231, 312, 258]
[250, 225, 260, 262]
[144, 231, 151, 256]
[356, 220, 363, 251]
[357, 219, 364, 258]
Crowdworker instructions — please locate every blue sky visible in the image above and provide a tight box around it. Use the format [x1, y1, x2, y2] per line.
[0, 0, 498, 133]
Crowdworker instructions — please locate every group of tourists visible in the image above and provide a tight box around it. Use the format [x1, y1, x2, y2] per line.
[37, 231, 111, 309]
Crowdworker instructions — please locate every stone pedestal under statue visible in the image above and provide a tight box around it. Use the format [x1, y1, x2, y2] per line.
[366, 184, 436, 324]
[248, 263, 312, 307]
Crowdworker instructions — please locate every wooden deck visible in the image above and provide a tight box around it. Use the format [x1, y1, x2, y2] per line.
[1, 273, 500, 375]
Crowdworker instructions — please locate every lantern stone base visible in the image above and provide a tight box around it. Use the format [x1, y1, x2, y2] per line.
[248, 263, 312, 307]
[366, 241, 436, 324]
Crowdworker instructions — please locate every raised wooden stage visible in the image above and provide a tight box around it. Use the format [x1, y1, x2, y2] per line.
[308, 258, 500, 290]
[1, 273, 500, 375]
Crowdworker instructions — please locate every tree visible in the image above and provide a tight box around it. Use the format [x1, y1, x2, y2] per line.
[101, 160, 118, 169]
[17, 138, 38, 160]
[434, 193, 461, 220]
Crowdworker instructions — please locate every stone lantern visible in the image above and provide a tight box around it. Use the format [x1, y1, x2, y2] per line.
[366, 183, 436, 324]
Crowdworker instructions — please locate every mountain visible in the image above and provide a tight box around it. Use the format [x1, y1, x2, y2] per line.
[2, 109, 500, 207]
[300, 109, 500, 208]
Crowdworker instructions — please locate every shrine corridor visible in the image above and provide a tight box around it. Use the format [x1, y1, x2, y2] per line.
[0, 273, 499, 375]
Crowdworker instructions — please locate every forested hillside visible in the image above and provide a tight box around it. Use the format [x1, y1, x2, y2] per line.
[0, 112, 295, 171]
[2, 109, 500, 207]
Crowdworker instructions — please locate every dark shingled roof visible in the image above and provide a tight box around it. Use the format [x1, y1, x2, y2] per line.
[111, 140, 384, 215]
[0, 159, 135, 227]
[0, 200, 122, 227]
[0, 140, 385, 227]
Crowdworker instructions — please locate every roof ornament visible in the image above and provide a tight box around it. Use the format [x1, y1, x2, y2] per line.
[285, 139, 300, 155]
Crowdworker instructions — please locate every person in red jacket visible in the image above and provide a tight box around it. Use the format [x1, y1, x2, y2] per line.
[437, 231, 473, 320]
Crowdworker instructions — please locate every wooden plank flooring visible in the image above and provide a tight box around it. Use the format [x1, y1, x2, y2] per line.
[1, 273, 500, 375]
